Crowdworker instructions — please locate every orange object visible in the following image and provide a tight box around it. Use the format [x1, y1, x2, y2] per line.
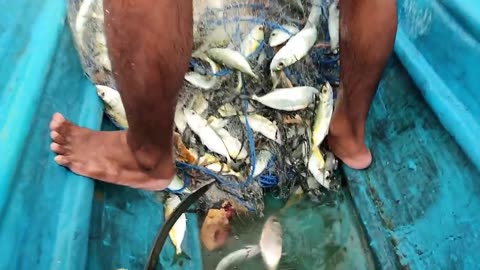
[200, 209, 232, 251]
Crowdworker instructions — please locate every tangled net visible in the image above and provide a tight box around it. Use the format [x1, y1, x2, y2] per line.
[67, 0, 341, 216]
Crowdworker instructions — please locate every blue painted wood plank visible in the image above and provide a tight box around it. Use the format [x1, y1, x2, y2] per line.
[0, 24, 103, 269]
[346, 57, 480, 270]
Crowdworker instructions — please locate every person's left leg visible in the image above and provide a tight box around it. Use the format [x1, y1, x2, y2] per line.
[50, 0, 193, 190]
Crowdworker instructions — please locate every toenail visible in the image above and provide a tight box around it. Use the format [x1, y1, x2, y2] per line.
[51, 131, 62, 141]
[51, 143, 61, 152]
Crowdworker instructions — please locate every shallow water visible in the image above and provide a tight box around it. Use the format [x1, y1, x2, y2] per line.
[202, 190, 375, 270]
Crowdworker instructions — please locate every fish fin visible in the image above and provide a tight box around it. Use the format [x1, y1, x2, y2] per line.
[171, 251, 191, 266]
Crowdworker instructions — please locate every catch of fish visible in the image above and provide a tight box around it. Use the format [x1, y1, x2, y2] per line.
[68, 0, 340, 268]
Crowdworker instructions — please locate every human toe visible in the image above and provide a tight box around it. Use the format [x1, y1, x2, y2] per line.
[51, 142, 69, 155]
[50, 131, 67, 144]
[54, 155, 70, 166]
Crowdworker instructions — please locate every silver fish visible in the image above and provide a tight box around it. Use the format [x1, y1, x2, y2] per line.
[167, 175, 192, 194]
[218, 103, 238, 117]
[214, 127, 249, 160]
[207, 116, 229, 130]
[94, 33, 112, 71]
[311, 82, 334, 148]
[324, 150, 338, 172]
[308, 147, 329, 189]
[239, 114, 282, 144]
[174, 102, 187, 134]
[165, 194, 189, 262]
[96, 85, 128, 129]
[190, 92, 209, 116]
[184, 108, 231, 162]
[205, 161, 244, 180]
[305, 0, 323, 28]
[241, 25, 265, 58]
[328, 0, 340, 51]
[74, 0, 96, 52]
[270, 26, 317, 71]
[268, 25, 299, 47]
[184, 56, 220, 90]
[207, 48, 258, 79]
[260, 215, 283, 270]
[251, 86, 318, 111]
[215, 245, 261, 270]
[252, 150, 273, 177]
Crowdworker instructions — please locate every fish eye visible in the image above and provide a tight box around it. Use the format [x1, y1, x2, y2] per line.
[271, 32, 276, 36]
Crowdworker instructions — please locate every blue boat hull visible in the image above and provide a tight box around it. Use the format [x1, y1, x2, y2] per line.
[1, 0, 479, 269]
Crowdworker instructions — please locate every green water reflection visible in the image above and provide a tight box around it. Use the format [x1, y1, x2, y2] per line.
[202, 191, 375, 270]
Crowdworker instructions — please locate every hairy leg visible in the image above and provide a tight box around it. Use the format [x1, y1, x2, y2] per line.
[50, 0, 192, 189]
[328, 0, 397, 169]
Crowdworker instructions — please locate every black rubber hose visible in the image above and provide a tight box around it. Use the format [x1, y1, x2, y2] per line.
[144, 179, 216, 270]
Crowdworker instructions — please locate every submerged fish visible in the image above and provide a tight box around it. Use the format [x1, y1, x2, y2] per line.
[283, 186, 305, 210]
[268, 25, 299, 47]
[328, 0, 340, 51]
[251, 86, 318, 111]
[270, 26, 317, 71]
[184, 109, 231, 162]
[165, 194, 190, 263]
[252, 150, 273, 177]
[260, 215, 283, 270]
[96, 85, 128, 129]
[311, 82, 334, 148]
[207, 48, 258, 79]
[215, 245, 261, 270]
[239, 114, 282, 144]
[241, 25, 265, 58]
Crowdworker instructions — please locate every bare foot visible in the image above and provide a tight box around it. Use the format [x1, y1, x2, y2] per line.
[328, 113, 372, 170]
[49, 113, 175, 190]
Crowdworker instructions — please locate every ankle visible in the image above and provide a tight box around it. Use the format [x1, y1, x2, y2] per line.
[329, 111, 366, 148]
[125, 132, 175, 174]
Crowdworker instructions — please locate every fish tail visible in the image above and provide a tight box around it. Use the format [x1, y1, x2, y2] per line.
[171, 251, 191, 266]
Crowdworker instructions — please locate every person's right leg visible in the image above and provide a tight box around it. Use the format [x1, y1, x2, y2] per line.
[328, 0, 397, 169]
[49, 0, 193, 190]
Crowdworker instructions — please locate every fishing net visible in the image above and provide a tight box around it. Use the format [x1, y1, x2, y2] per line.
[67, 0, 341, 215]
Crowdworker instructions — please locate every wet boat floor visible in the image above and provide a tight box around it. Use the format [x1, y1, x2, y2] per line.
[202, 192, 376, 270]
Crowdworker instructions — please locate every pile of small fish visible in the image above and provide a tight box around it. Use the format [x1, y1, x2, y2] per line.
[68, 0, 341, 267]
